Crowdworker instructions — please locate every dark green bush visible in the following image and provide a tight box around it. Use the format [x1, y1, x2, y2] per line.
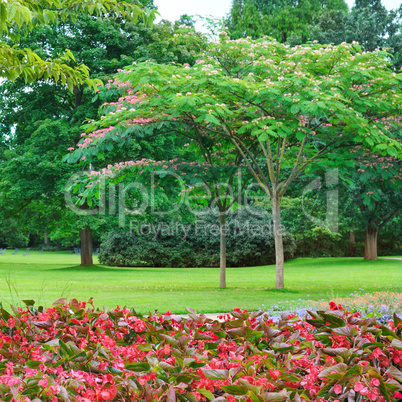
[0, 220, 29, 248]
[99, 209, 296, 267]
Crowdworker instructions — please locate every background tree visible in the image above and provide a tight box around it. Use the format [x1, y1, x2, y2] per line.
[0, 0, 155, 263]
[279, 163, 401, 260]
[0, 3, 205, 265]
[310, 0, 402, 70]
[226, 0, 348, 43]
[308, 9, 348, 45]
[0, 7, 147, 264]
[0, 0, 153, 85]
[345, 148, 401, 260]
[176, 14, 196, 28]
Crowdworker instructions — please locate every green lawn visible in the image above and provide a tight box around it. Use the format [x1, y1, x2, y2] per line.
[0, 251, 400, 314]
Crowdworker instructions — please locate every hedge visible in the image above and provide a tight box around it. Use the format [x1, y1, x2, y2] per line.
[99, 209, 296, 267]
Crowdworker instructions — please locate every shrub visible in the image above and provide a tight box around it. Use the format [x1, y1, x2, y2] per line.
[293, 227, 348, 258]
[99, 232, 197, 267]
[99, 209, 296, 267]
[0, 298, 401, 401]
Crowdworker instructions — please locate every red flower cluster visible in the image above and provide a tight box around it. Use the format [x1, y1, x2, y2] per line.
[0, 299, 401, 401]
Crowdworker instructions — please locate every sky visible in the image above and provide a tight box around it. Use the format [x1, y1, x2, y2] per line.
[154, 0, 401, 27]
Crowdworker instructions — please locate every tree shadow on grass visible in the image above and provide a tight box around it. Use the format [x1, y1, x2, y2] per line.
[263, 288, 299, 294]
[47, 265, 171, 273]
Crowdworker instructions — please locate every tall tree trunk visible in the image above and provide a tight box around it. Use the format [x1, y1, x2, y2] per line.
[73, 85, 83, 108]
[349, 230, 356, 257]
[80, 226, 93, 265]
[44, 232, 49, 244]
[219, 212, 226, 288]
[364, 226, 378, 260]
[272, 197, 284, 289]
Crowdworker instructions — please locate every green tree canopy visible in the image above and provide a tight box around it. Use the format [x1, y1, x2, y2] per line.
[310, 0, 402, 70]
[0, 0, 154, 87]
[0, 14, 205, 259]
[226, 0, 348, 43]
[67, 35, 402, 287]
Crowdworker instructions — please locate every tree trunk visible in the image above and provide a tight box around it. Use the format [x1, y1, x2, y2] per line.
[364, 226, 378, 260]
[349, 230, 356, 257]
[80, 226, 93, 266]
[73, 85, 83, 108]
[44, 232, 49, 244]
[219, 212, 226, 288]
[272, 197, 284, 289]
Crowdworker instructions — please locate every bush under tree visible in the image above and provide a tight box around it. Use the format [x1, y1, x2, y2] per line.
[99, 209, 296, 268]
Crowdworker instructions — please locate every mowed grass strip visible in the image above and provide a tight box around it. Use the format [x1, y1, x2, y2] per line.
[0, 251, 400, 314]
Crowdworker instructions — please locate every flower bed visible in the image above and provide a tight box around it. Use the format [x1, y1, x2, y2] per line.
[263, 291, 402, 325]
[305, 291, 402, 321]
[0, 299, 401, 401]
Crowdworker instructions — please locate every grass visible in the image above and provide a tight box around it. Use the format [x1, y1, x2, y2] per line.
[0, 251, 400, 314]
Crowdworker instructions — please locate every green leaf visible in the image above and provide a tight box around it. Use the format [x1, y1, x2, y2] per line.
[44, 339, 59, 347]
[66, 77, 74, 93]
[290, 104, 299, 114]
[26, 360, 41, 368]
[318, 363, 348, 379]
[7, 4, 17, 21]
[318, 312, 346, 327]
[378, 380, 392, 402]
[108, 366, 123, 374]
[386, 366, 402, 383]
[188, 361, 206, 369]
[321, 347, 351, 358]
[22, 385, 40, 396]
[332, 326, 357, 337]
[125, 362, 151, 372]
[0, 4, 7, 24]
[221, 385, 249, 395]
[202, 369, 229, 380]
[379, 325, 398, 339]
[306, 318, 325, 328]
[1, 308, 11, 321]
[344, 364, 363, 378]
[247, 390, 262, 402]
[10, 304, 21, 318]
[393, 313, 402, 327]
[390, 339, 402, 350]
[59, 340, 73, 357]
[22, 299, 35, 306]
[316, 384, 332, 398]
[261, 392, 288, 401]
[197, 388, 214, 401]
[185, 393, 199, 402]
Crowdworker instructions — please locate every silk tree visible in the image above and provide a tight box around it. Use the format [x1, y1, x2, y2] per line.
[157, 134, 252, 288]
[69, 35, 402, 288]
[67, 88, 253, 286]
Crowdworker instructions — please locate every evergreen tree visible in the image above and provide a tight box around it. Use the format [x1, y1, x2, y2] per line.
[0, 10, 204, 264]
[310, 0, 402, 70]
[226, 0, 348, 43]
